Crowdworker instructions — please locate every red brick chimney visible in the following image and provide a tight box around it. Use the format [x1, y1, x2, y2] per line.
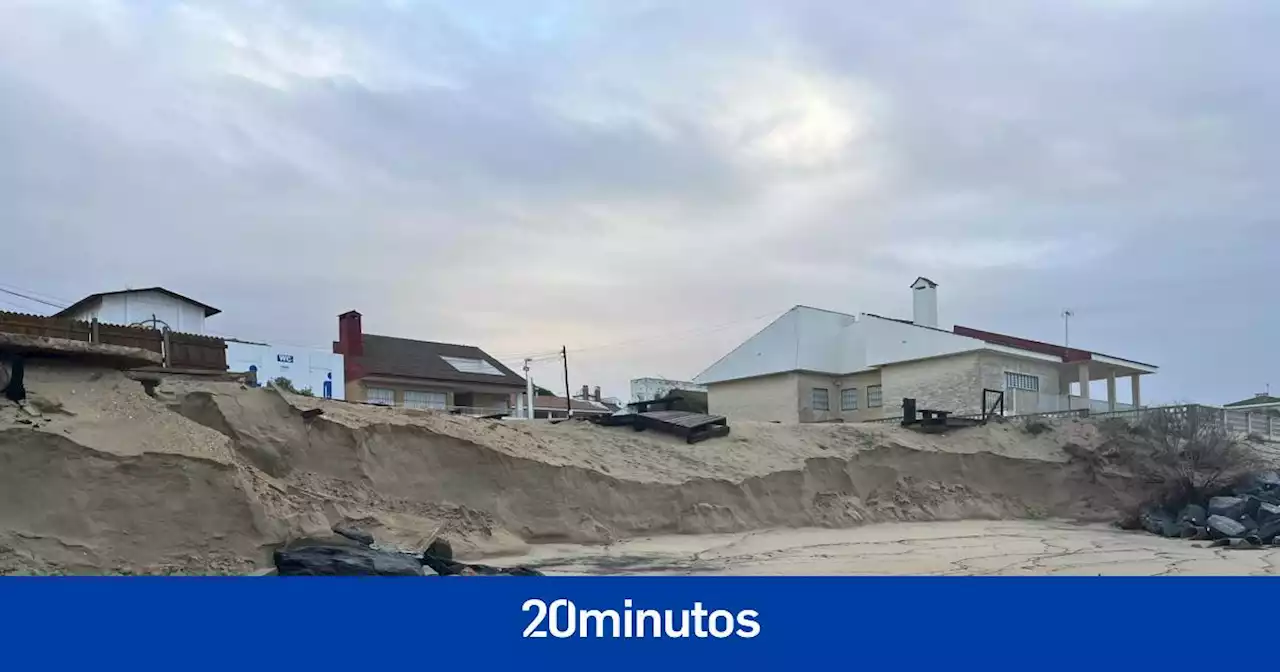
[337, 311, 363, 356]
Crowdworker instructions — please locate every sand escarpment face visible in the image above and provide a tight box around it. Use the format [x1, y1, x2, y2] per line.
[1, 364, 1160, 574]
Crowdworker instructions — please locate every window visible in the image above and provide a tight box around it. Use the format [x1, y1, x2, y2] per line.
[867, 385, 883, 408]
[440, 356, 504, 376]
[811, 388, 830, 411]
[1005, 372, 1040, 392]
[841, 388, 859, 411]
[366, 387, 395, 406]
[404, 390, 447, 410]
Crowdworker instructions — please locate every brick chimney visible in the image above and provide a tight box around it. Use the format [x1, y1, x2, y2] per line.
[337, 311, 364, 384]
[593, 386, 601, 402]
[337, 311, 363, 357]
[580, 384, 590, 399]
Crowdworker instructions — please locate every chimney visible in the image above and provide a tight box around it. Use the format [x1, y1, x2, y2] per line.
[580, 384, 590, 399]
[338, 311, 363, 357]
[593, 386, 601, 402]
[911, 277, 938, 328]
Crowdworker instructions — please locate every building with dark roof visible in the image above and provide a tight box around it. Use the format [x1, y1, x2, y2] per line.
[333, 311, 526, 412]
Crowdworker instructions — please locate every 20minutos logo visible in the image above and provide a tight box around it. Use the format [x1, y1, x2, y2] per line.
[522, 598, 761, 639]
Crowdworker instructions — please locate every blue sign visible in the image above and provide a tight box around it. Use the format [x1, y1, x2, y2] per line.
[0, 577, 1258, 670]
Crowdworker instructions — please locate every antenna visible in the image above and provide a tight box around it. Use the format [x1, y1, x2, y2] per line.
[1061, 310, 1074, 349]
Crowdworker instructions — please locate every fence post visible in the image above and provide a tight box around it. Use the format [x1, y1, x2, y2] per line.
[90, 318, 99, 343]
[161, 328, 171, 368]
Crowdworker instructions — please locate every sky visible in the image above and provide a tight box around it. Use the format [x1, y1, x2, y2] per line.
[1, 0, 1277, 405]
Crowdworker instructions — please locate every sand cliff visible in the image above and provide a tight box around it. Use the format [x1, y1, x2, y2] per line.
[0, 362, 1160, 574]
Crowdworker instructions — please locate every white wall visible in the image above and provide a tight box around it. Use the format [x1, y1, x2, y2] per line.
[226, 341, 345, 400]
[67, 291, 208, 334]
[630, 377, 707, 403]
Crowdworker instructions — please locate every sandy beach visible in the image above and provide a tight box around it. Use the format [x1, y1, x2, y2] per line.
[502, 520, 1280, 576]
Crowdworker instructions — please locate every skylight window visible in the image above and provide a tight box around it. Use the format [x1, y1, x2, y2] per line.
[441, 356, 503, 375]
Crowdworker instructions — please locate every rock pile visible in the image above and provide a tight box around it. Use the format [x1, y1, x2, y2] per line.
[272, 525, 544, 576]
[1136, 471, 1280, 549]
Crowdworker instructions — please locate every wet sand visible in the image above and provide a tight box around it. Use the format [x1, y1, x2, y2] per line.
[502, 520, 1280, 576]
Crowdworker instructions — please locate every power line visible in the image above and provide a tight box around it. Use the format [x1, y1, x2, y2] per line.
[0, 286, 66, 310]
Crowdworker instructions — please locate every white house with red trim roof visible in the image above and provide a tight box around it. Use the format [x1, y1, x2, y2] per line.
[693, 277, 1157, 423]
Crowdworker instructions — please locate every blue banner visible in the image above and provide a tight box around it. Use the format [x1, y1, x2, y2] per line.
[1, 577, 1258, 670]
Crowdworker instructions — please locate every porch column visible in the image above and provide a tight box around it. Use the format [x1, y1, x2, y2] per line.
[1106, 371, 1117, 412]
[1078, 363, 1090, 409]
[1130, 374, 1141, 410]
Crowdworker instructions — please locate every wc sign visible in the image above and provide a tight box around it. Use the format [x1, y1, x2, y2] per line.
[277, 354, 294, 364]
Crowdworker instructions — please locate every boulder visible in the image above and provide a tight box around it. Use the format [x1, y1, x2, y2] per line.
[1239, 516, 1260, 534]
[1258, 502, 1280, 524]
[1180, 524, 1209, 541]
[1139, 508, 1181, 538]
[1257, 518, 1280, 544]
[1249, 471, 1280, 491]
[1207, 515, 1248, 540]
[332, 524, 375, 546]
[274, 543, 423, 576]
[1208, 496, 1250, 520]
[420, 537, 544, 577]
[1209, 537, 1264, 550]
[1177, 504, 1207, 527]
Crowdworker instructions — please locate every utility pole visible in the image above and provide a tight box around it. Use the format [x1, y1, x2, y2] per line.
[523, 358, 534, 420]
[561, 346, 572, 417]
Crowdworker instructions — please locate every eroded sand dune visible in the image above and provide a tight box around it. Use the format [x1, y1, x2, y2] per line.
[0, 363, 1173, 574]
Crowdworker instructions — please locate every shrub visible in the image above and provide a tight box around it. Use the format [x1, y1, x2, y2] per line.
[1123, 407, 1263, 509]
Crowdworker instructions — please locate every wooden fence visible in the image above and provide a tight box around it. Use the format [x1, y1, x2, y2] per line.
[0, 309, 226, 371]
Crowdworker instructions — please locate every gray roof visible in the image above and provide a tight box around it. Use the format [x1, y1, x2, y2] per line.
[357, 334, 526, 387]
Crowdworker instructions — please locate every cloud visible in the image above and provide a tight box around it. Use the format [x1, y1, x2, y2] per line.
[0, 0, 1277, 404]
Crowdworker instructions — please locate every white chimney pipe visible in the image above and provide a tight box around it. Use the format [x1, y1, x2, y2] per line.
[911, 277, 938, 328]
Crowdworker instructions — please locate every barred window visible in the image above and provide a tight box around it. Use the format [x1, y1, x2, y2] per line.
[841, 388, 859, 411]
[1005, 372, 1039, 392]
[867, 385, 883, 408]
[812, 388, 830, 411]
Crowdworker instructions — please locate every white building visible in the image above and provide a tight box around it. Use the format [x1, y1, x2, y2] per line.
[225, 340, 345, 400]
[56, 287, 218, 334]
[694, 277, 1158, 423]
[630, 377, 707, 403]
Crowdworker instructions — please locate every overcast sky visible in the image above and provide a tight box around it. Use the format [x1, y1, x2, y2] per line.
[2, 0, 1276, 404]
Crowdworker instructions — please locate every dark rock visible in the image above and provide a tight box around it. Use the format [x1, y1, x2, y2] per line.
[1208, 496, 1250, 520]
[1257, 518, 1280, 544]
[1207, 515, 1248, 540]
[1239, 516, 1259, 534]
[1140, 507, 1181, 537]
[1177, 504, 1208, 527]
[1180, 524, 1210, 540]
[1258, 502, 1280, 524]
[1212, 537, 1264, 550]
[332, 524, 375, 546]
[1249, 471, 1280, 491]
[420, 537, 543, 577]
[274, 543, 423, 576]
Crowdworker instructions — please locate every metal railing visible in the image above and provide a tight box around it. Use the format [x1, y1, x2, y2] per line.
[863, 402, 1280, 443]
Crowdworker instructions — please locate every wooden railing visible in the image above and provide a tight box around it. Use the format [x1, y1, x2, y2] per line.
[0, 309, 226, 371]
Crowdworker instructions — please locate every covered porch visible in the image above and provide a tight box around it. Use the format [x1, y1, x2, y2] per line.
[1006, 355, 1158, 416]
